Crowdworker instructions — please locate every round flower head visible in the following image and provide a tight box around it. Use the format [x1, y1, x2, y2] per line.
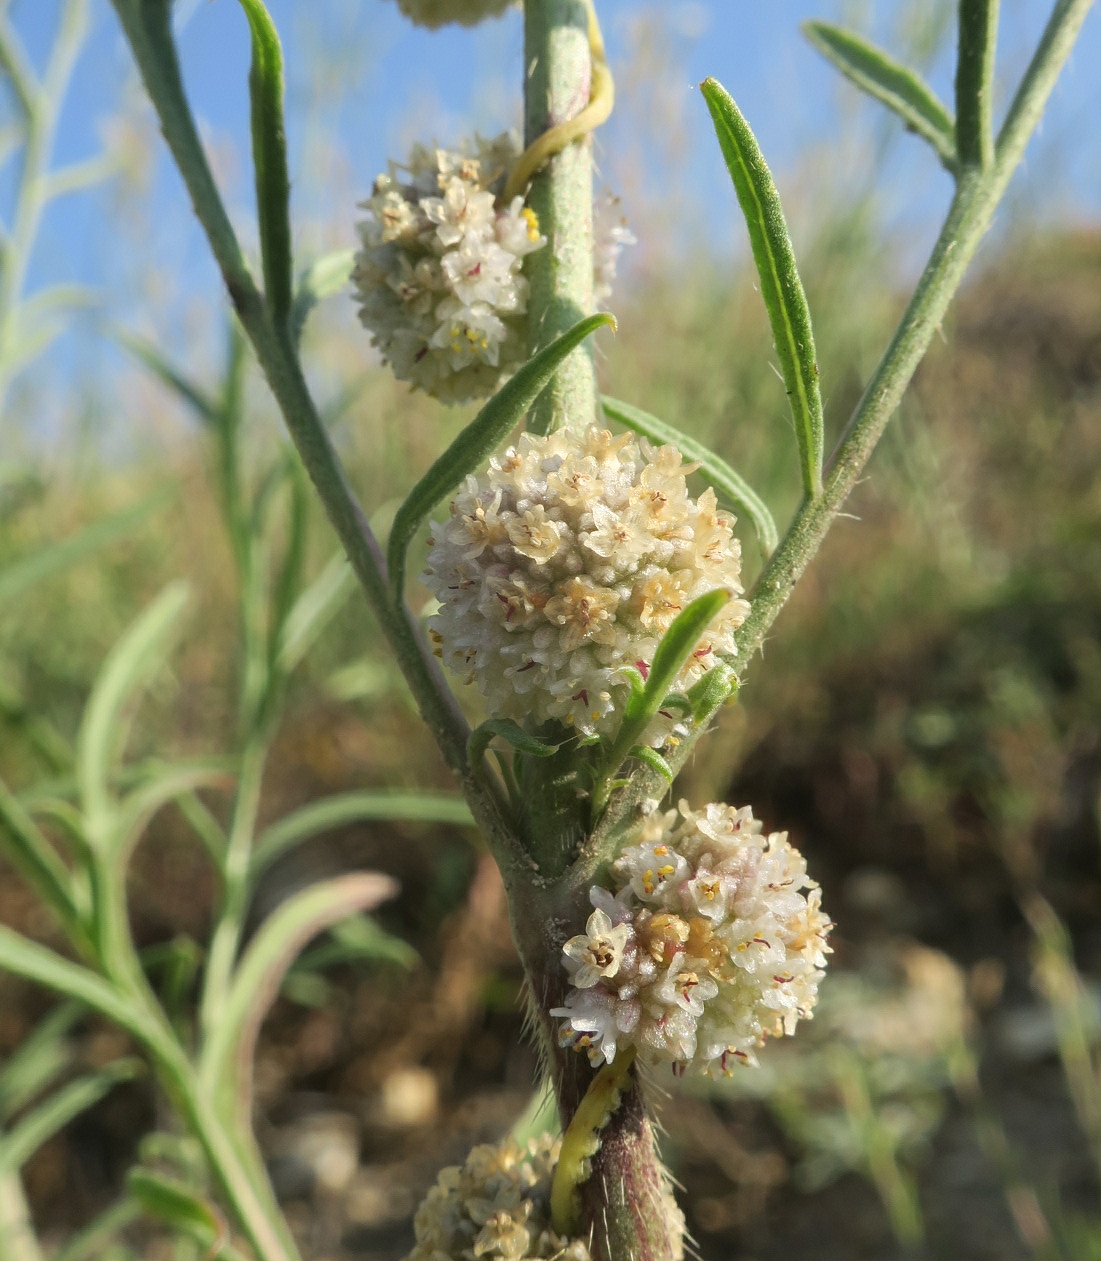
[405, 1134, 591, 1261]
[390, 0, 515, 27]
[353, 135, 545, 403]
[423, 427, 750, 739]
[552, 801, 832, 1076]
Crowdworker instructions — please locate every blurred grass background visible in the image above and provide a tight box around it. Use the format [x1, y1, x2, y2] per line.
[1, 1, 1101, 1258]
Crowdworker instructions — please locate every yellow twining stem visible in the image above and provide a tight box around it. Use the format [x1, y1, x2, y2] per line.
[549, 1045, 637, 1236]
[504, 0, 614, 203]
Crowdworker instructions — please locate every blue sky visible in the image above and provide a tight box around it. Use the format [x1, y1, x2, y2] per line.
[3, 0, 1099, 421]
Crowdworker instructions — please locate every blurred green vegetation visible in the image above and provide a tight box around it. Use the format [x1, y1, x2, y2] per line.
[1, 2, 1100, 1254]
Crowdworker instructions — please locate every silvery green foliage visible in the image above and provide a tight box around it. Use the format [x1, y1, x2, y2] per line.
[391, 0, 515, 29]
[552, 800, 831, 1074]
[423, 426, 749, 739]
[353, 136, 546, 404]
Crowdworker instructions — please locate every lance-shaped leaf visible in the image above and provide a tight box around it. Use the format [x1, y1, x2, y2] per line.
[114, 761, 232, 863]
[601, 394, 778, 556]
[77, 584, 190, 834]
[701, 79, 824, 499]
[597, 589, 733, 807]
[0, 925, 144, 1038]
[0, 780, 86, 946]
[235, 0, 292, 324]
[128, 1170, 243, 1259]
[0, 492, 169, 605]
[117, 327, 218, 423]
[956, 0, 1000, 170]
[201, 873, 397, 1123]
[469, 719, 561, 770]
[250, 789, 473, 876]
[290, 247, 356, 342]
[0, 1060, 141, 1174]
[275, 553, 356, 675]
[386, 312, 615, 599]
[803, 21, 957, 168]
[0, 1003, 82, 1122]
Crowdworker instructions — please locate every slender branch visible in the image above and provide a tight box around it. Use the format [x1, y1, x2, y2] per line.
[584, 0, 1096, 886]
[108, 0, 525, 878]
[956, 0, 1000, 169]
[733, 0, 1095, 670]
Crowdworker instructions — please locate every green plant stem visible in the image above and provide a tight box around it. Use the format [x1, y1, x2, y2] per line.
[956, 0, 1000, 169]
[523, 0, 598, 436]
[732, 0, 1094, 670]
[108, 0, 524, 882]
[0, 0, 87, 416]
[198, 735, 267, 1041]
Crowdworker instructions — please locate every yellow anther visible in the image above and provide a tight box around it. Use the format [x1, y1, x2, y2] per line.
[522, 205, 541, 241]
[653, 845, 669, 856]
[658, 864, 675, 878]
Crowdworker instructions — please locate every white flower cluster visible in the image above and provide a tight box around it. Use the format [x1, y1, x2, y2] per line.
[353, 135, 545, 404]
[391, 0, 515, 28]
[423, 427, 750, 738]
[552, 801, 832, 1075]
[405, 1134, 590, 1261]
[593, 191, 637, 306]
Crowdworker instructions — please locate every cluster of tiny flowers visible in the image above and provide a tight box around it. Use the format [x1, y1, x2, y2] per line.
[390, 0, 515, 28]
[405, 1134, 590, 1261]
[593, 191, 637, 306]
[423, 427, 749, 739]
[551, 801, 832, 1076]
[353, 135, 545, 404]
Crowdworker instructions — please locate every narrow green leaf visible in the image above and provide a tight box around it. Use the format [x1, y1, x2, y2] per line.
[0, 1003, 81, 1122]
[0, 780, 84, 943]
[117, 328, 218, 424]
[0, 492, 170, 606]
[292, 911, 418, 973]
[290, 247, 356, 342]
[77, 584, 191, 833]
[201, 873, 397, 1125]
[127, 1170, 243, 1259]
[469, 719, 561, 769]
[686, 660, 739, 723]
[700, 79, 824, 498]
[0, 1060, 141, 1174]
[803, 21, 957, 168]
[275, 553, 356, 675]
[628, 746, 673, 782]
[235, 0, 292, 324]
[601, 395, 778, 556]
[386, 312, 615, 599]
[251, 789, 473, 876]
[634, 588, 732, 723]
[956, 0, 1000, 169]
[0, 927, 141, 1038]
[115, 761, 231, 861]
[597, 589, 732, 811]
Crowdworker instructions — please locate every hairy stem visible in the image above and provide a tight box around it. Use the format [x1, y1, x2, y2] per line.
[523, 0, 599, 436]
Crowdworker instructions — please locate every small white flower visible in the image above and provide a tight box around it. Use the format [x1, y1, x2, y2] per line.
[562, 908, 631, 988]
